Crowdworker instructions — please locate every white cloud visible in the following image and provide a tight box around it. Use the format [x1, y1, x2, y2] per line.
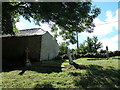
[15, 22, 25, 30]
[99, 9, 119, 51]
[106, 11, 113, 19]
[81, 18, 114, 37]
[100, 35, 118, 51]
[105, 10, 118, 30]
[82, 9, 118, 37]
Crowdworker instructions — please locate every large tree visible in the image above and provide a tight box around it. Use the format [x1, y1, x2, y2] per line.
[2, 2, 100, 44]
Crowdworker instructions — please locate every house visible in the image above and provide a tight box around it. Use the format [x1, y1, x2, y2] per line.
[1, 28, 59, 68]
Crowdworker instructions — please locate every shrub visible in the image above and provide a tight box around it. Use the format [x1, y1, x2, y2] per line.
[109, 51, 114, 57]
[113, 51, 120, 56]
[99, 49, 106, 53]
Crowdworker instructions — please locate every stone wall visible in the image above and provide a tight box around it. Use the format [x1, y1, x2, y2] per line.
[40, 32, 59, 60]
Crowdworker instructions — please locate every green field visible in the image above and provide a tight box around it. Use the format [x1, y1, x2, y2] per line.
[1, 56, 120, 89]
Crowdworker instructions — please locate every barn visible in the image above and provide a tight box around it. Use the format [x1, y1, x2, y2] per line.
[1, 28, 59, 69]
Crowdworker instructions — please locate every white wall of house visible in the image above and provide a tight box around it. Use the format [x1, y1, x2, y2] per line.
[40, 32, 59, 61]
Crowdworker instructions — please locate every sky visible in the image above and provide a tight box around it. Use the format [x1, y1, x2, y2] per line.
[15, 2, 120, 51]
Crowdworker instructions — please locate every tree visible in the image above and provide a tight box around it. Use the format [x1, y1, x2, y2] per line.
[85, 37, 94, 53]
[59, 42, 68, 56]
[92, 36, 102, 52]
[78, 36, 102, 53]
[2, 2, 101, 44]
[78, 42, 87, 54]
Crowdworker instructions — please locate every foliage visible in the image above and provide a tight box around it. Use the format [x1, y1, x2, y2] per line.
[99, 50, 120, 57]
[2, 2, 20, 35]
[78, 42, 87, 54]
[113, 50, 120, 56]
[2, 2, 101, 44]
[99, 49, 106, 53]
[78, 36, 102, 54]
[85, 36, 102, 53]
[59, 42, 68, 56]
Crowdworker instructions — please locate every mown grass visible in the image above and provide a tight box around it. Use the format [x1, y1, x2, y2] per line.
[1, 56, 120, 89]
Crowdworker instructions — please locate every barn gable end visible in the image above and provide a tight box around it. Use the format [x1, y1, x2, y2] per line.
[1, 28, 59, 69]
[40, 32, 59, 61]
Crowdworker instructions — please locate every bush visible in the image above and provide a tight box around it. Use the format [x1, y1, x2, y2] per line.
[113, 51, 120, 56]
[99, 49, 106, 53]
[109, 51, 114, 57]
[77, 52, 107, 58]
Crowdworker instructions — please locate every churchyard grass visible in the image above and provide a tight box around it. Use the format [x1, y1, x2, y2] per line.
[1, 56, 120, 88]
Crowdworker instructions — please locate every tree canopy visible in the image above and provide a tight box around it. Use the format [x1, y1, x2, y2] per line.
[2, 2, 101, 44]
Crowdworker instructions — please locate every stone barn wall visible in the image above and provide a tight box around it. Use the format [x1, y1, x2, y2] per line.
[2, 35, 42, 69]
[2, 29, 59, 70]
[40, 32, 59, 60]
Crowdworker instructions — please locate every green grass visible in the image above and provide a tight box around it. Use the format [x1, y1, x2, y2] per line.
[1, 56, 120, 89]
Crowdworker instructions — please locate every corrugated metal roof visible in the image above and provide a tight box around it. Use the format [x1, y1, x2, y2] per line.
[0, 28, 47, 38]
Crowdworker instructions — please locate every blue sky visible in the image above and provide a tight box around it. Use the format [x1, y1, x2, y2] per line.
[15, 2, 119, 51]
[93, 2, 118, 20]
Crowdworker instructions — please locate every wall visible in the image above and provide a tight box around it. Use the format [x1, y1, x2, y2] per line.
[40, 32, 59, 60]
[2, 35, 41, 68]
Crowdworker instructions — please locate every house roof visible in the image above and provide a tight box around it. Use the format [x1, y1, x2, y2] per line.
[1, 28, 47, 38]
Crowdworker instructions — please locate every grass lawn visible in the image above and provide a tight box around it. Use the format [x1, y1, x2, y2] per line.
[1, 56, 120, 89]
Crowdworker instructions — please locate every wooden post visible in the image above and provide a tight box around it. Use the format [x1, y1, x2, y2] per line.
[106, 46, 109, 59]
[25, 48, 31, 66]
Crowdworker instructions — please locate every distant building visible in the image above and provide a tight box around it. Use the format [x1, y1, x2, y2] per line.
[1, 28, 59, 68]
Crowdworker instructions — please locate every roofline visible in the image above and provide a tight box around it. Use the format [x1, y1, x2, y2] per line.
[44, 32, 59, 46]
[0, 28, 47, 38]
[20, 28, 47, 32]
[0, 34, 43, 38]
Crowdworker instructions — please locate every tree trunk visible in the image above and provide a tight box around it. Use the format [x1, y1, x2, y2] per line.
[76, 32, 79, 49]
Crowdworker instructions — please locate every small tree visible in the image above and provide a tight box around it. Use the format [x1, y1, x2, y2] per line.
[85, 37, 94, 53]
[92, 36, 102, 53]
[78, 36, 102, 54]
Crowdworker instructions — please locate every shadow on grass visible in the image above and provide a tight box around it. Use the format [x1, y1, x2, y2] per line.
[71, 62, 86, 69]
[2, 59, 65, 74]
[71, 63, 120, 88]
[34, 83, 55, 89]
[87, 58, 106, 60]
[112, 58, 120, 60]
